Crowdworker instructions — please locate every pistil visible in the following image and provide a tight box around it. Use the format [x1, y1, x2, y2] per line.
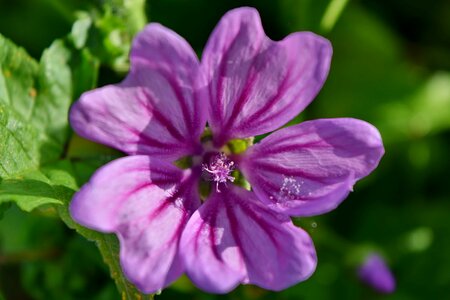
[202, 152, 235, 192]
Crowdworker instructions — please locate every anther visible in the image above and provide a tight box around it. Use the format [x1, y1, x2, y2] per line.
[202, 152, 235, 192]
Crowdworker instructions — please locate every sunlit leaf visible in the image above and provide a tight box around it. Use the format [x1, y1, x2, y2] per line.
[0, 35, 72, 210]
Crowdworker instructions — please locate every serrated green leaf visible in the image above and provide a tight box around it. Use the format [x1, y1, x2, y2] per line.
[0, 105, 41, 177]
[0, 34, 73, 210]
[0, 35, 70, 173]
[0, 36, 39, 117]
[0, 31, 99, 211]
[31, 40, 72, 148]
[0, 35, 71, 162]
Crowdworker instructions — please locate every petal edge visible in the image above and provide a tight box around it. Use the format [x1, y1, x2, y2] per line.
[239, 118, 384, 216]
[70, 156, 201, 293]
[202, 7, 332, 146]
[180, 186, 317, 293]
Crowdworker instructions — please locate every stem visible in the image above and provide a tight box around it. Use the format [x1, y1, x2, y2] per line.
[320, 0, 350, 33]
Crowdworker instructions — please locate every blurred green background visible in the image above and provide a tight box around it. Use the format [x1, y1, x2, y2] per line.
[0, 0, 449, 299]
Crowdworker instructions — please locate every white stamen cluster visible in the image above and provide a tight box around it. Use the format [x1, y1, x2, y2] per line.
[202, 152, 235, 192]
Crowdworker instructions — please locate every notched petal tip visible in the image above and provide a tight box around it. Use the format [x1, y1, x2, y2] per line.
[130, 22, 201, 67]
[282, 30, 333, 70]
[203, 8, 335, 144]
[211, 6, 261, 24]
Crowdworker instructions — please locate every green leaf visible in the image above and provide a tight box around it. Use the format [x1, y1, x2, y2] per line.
[0, 159, 79, 212]
[0, 35, 71, 162]
[0, 40, 66, 168]
[0, 106, 41, 177]
[32, 40, 72, 148]
[0, 27, 100, 210]
[0, 169, 65, 211]
[0, 35, 39, 117]
[0, 34, 73, 210]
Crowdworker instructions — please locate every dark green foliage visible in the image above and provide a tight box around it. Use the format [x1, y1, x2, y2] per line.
[0, 0, 449, 299]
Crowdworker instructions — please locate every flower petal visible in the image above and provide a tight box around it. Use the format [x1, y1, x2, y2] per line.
[239, 118, 384, 217]
[358, 253, 396, 294]
[201, 7, 332, 146]
[70, 156, 201, 293]
[180, 186, 316, 293]
[70, 24, 207, 161]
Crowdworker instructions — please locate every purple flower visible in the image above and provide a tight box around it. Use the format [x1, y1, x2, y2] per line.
[358, 253, 396, 294]
[69, 7, 384, 294]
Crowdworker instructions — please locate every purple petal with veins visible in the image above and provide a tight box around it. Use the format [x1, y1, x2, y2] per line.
[70, 24, 207, 161]
[239, 118, 384, 216]
[180, 186, 316, 293]
[69, 6, 385, 295]
[201, 7, 332, 147]
[70, 156, 201, 293]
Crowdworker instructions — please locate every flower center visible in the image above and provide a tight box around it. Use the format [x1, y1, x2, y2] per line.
[202, 152, 235, 192]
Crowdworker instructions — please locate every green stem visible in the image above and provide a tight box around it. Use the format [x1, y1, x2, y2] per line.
[320, 0, 350, 33]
